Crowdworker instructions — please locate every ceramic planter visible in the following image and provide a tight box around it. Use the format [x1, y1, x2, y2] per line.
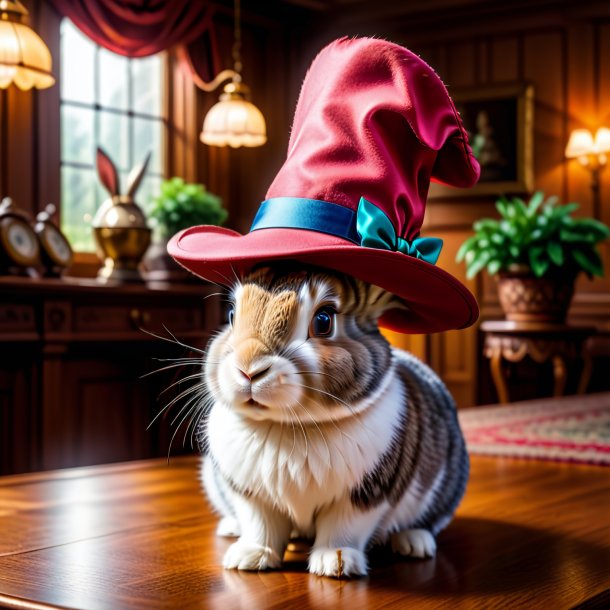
[497, 268, 576, 323]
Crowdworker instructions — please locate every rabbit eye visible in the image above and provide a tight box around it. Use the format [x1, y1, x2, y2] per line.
[227, 305, 235, 327]
[310, 307, 335, 337]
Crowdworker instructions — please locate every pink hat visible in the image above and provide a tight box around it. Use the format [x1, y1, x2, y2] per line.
[169, 37, 480, 333]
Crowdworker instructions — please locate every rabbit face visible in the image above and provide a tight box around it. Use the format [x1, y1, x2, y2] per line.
[204, 266, 401, 424]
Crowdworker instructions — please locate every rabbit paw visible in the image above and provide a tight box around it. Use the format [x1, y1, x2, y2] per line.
[223, 540, 282, 571]
[391, 528, 436, 558]
[216, 516, 241, 537]
[308, 547, 368, 578]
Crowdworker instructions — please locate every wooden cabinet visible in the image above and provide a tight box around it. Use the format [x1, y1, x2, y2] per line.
[0, 277, 219, 475]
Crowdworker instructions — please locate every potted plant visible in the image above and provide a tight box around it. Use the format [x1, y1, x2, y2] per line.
[143, 177, 227, 282]
[456, 191, 609, 322]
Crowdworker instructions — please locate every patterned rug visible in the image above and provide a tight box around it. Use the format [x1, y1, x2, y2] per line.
[458, 393, 610, 466]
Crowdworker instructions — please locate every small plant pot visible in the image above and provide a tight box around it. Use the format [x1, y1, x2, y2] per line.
[141, 240, 196, 283]
[497, 271, 576, 323]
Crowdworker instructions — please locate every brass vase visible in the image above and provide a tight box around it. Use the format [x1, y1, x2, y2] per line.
[93, 196, 151, 283]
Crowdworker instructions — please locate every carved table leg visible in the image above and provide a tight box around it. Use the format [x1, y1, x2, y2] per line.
[578, 350, 593, 395]
[552, 355, 567, 397]
[490, 345, 510, 403]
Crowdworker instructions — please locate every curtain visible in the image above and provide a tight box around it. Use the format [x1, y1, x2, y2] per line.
[49, 0, 219, 80]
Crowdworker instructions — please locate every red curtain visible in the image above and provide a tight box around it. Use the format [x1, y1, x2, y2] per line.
[49, 0, 219, 80]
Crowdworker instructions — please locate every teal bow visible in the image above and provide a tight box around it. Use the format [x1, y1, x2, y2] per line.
[356, 197, 443, 264]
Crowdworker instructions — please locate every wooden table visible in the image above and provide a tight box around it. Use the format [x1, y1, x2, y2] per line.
[481, 320, 597, 403]
[1, 452, 609, 609]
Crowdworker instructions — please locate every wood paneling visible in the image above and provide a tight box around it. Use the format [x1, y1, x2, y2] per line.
[307, 1, 610, 405]
[447, 41, 477, 87]
[524, 33, 566, 200]
[490, 37, 519, 82]
[0, 353, 38, 474]
[0, 278, 219, 474]
[196, 11, 304, 234]
[48, 356, 151, 469]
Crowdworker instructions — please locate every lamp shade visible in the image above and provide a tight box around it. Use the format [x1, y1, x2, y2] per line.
[594, 127, 610, 154]
[200, 82, 266, 148]
[565, 129, 595, 159]
[0, 0, 55, 90]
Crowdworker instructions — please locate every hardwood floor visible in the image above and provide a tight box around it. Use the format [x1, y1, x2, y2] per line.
[0, 454, 608, 609]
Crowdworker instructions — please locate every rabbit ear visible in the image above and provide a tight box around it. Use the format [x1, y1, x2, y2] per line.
[126, 152, 151, 198]
[96, 147, 119, 197]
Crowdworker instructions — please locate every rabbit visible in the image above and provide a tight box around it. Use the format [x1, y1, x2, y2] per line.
[197, 263, 469, 578]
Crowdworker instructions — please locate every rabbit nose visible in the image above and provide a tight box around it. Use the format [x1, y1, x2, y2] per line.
[237, 364, 272, 383]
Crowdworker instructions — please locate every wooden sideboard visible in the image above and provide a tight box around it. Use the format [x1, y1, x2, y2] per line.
[0, 277, 220, 475]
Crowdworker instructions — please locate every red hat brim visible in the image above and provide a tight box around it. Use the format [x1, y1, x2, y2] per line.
[168, 225, 478, 334]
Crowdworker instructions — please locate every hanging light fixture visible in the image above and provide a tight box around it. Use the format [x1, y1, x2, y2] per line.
[0, 0, 55, 90]
[199, 0, 266, 148]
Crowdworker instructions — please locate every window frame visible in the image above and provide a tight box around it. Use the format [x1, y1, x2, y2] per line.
[34, 7, 200, 278]
[58, 18, 170, 262]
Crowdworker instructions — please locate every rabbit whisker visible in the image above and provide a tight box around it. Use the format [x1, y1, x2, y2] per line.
[147, 381, 205, 430]
[228, 263, 243, 286]
[184, 396, 213, 449]
[287, 402, 308, 458]
[278, 339, 309, 361]
[288, 382, 354, 410]
[189, 402, 211, 451]
[140, 360, 201, 379]
[139, 325, 206, 355]
[170, 383, 207, 426]
[294, 398, 331, 466]
[288, 382, 378, 442]
[293, 370, 344, 384]
[167, 395, 205, 462]
[158, 371, 205, 398]
[202, 291, 228, 301]
[304, 396, 359, 444]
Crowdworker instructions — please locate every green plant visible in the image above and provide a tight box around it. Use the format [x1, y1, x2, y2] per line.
[456, 191, 610, 279]
[150, 177, 227, 239]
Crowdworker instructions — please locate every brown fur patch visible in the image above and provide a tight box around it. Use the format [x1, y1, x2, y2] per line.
[231, 282, 300, 371]
[224, 265, 393, 407]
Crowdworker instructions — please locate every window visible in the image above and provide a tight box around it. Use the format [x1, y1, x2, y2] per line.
[60, 19, 167, 251]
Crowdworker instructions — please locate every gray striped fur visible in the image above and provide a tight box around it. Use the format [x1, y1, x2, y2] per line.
[351, 349, 469, 535]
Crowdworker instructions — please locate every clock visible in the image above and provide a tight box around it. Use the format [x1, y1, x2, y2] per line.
[0, 197, 40, 276]
[35, 204, 73, 276]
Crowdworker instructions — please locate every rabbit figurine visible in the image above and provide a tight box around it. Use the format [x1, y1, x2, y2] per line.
[197, 264, 469, 578]
[92, 147, 151, 283]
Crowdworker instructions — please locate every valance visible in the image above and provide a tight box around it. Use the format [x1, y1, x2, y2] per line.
[49, 0, 218, 79]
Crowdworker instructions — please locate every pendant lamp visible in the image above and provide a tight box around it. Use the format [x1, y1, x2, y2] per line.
[199, 0, 266, 148]
[0, 0, 55, 90]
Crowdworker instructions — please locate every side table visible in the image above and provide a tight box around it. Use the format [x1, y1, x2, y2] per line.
[481, 321, 597, 403]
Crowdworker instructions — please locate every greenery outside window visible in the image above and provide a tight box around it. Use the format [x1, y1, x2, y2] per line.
[60, 18, 167, 252]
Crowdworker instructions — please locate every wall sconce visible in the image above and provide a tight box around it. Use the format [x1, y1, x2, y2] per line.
[0, 0, 55, 90]
[565, 127, 610, 216]
[198, 0, 266, 148]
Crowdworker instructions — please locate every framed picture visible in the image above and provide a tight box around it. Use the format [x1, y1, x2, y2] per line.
[428, 83, 534, 198]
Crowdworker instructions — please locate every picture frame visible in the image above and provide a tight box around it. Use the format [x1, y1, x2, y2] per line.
[428, 82, 534, 198]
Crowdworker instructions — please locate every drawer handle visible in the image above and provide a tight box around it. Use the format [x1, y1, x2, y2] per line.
[130, 308, 151, 328]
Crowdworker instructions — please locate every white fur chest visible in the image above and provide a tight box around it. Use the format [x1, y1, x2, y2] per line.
[207, 374, 404, 532]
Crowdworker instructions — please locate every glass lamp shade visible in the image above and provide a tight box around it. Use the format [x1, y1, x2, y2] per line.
[200, 82, 266, 148]
[565, 129, 595, 159]
[594, 127, 610, 154]
[0, 1, 55, 90]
